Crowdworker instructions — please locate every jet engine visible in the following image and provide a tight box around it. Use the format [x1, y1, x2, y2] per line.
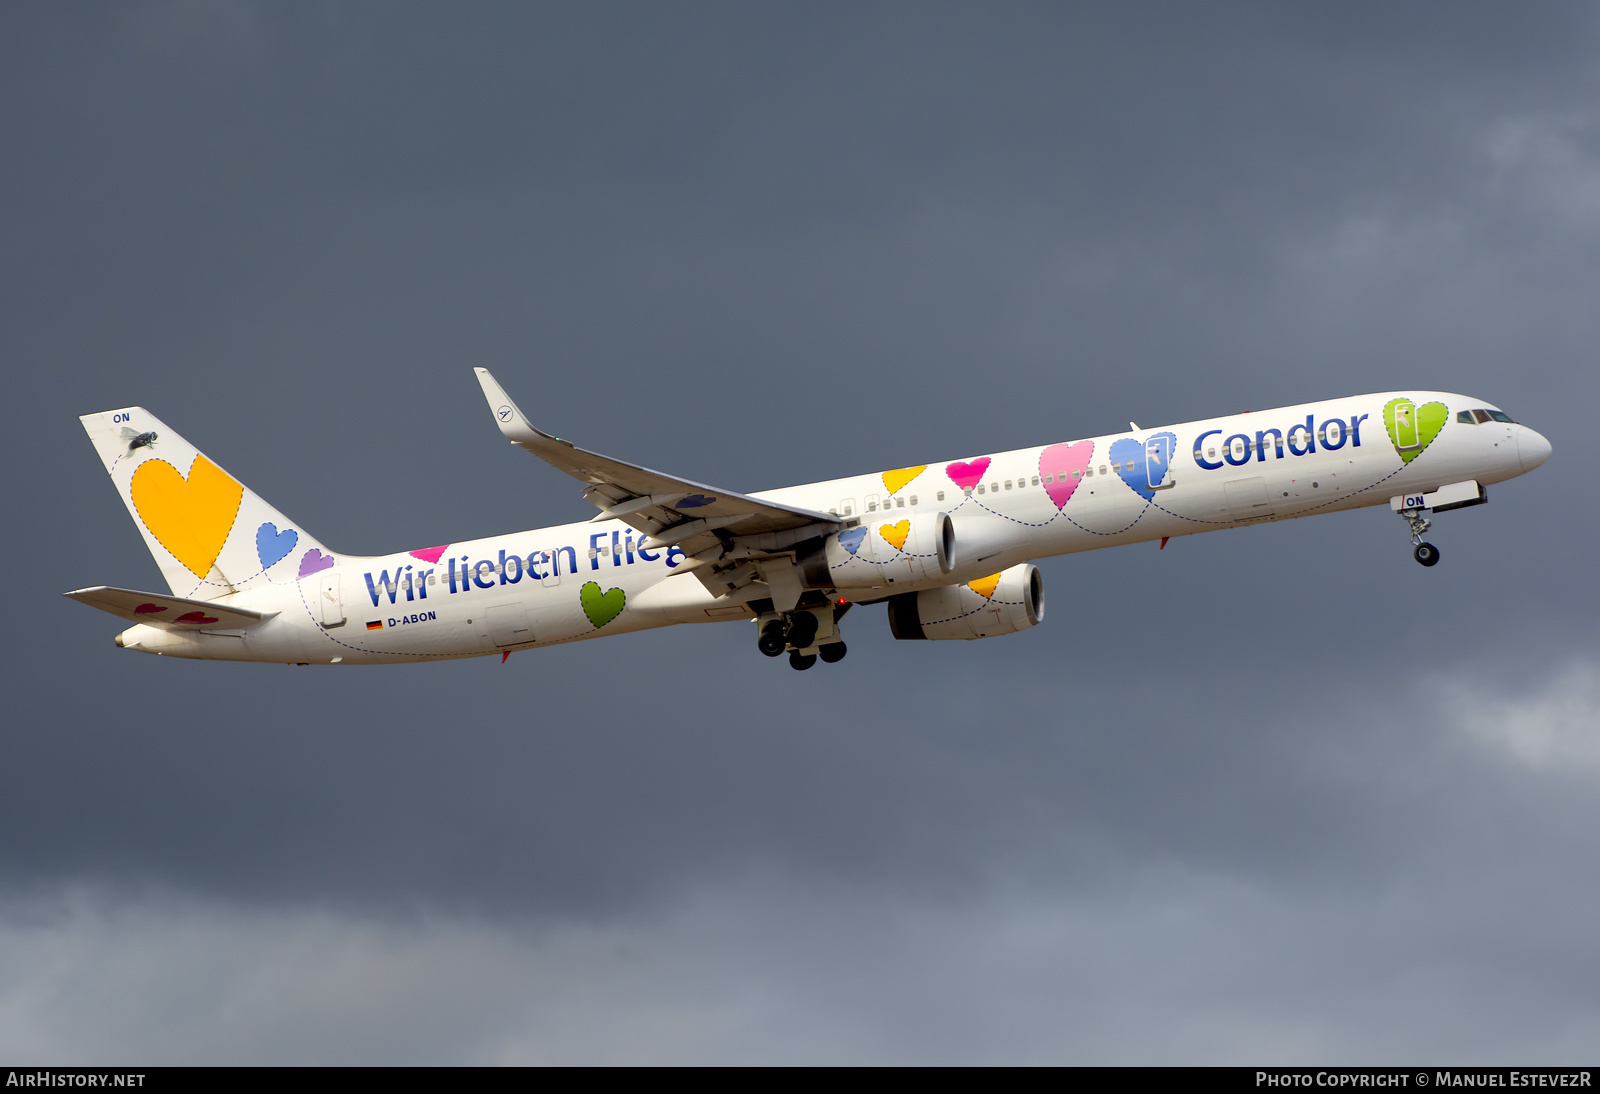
[798, 511, 955, 593]
[885, 563, 1044, 640]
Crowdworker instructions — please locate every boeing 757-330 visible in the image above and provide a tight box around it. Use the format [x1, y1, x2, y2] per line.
[67, 371, 1551, 669]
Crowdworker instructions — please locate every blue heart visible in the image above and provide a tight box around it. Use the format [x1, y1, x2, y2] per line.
[838, 527, 868, 555]
[256, 522, 299, 569]
[676, 493, 716, 508]
[1109, 432, 1177, 501]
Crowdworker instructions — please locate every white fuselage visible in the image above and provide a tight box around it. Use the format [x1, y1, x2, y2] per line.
[113, 391, 1548, 664]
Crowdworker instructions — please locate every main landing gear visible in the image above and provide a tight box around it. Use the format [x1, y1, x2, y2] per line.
[1398, 507, 1441, 567]
[758, 604, 848, 669]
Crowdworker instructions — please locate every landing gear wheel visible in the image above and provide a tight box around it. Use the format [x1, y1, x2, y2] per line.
[1414, 542, 1440, 567]
[788, 651, 817, 671]
[757, 620, 787, 657]
[818, 642, 847, 664]
[786, 613, 819, 650]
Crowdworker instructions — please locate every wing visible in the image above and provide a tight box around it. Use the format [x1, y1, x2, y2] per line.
[474, 369, 840, 570]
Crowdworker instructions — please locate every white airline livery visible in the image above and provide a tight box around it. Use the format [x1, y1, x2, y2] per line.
[69, 371, 1551, 669]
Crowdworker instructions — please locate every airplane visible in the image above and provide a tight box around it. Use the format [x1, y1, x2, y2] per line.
[67, 372, 1551, 670]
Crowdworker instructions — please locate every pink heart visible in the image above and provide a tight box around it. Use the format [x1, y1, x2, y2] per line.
[945, 457, 991, 492]
[134, 603, 167, 614]
[410, 544, 449, 564]
[1040, 441, 1095, 509]
[174, 610, 219, 625]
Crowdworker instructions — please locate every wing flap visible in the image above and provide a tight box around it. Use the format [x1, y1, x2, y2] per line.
[64, 586, 276, 630]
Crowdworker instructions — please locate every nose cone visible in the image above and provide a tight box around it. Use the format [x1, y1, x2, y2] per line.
[1518, 427, 1552, 472]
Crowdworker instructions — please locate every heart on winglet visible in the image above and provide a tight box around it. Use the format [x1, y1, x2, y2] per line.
[967, 573, 1001, 599]
[879, 520, 910, 553]
[838, 527, 868, 555]
[297, 549, 335, 578]
[580, 581, 626, 628]
[1039, 441, 1094, 509]
[174, 610, 219, 625]
[410, 545, 449, 564]
[945, 457, 990, 492]
[881, 466, 926, 496]
[134, 603, 167, 614]
[255, 522, 298, 570]
[1383, 398, 1448, 464]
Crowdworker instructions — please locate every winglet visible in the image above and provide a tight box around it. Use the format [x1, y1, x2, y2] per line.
[474, 368, 567, 448]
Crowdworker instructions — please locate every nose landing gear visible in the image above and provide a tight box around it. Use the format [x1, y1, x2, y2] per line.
[1398, 507, 1440, 567]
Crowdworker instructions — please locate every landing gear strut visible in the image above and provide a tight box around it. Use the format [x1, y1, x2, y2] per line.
[1398, 507, 1440, 567]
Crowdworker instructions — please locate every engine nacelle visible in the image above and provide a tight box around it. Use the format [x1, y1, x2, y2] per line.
[799, 511, 955, 593]
[886, 563, 1044, 640]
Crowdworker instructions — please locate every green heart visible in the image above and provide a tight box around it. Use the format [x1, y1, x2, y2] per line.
[1382, 398, 1448, 464]
[580, 581, 626, 628]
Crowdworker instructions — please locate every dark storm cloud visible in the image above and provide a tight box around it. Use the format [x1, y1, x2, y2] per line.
[2, 1, 1597, 1061]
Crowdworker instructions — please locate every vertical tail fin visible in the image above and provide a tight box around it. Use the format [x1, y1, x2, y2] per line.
[80, 407, 335, 600]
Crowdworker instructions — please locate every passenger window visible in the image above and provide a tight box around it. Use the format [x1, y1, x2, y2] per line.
[896, 497, 905, 508]
[1004, 480, 1012, 490]
[1043, 473, 1054, 483]
[1098, 466, 1107, 475]
[1208, 448, 1217, 458]
[1457, 411, 1475, 424]
[989, 482, 998, 492]
[867, 501, 877, 511]
[936, 491, 945, 501]
[977, 485, 986, 495]
[1124, 461, 1134, 472]
[909, 495, 918, 506]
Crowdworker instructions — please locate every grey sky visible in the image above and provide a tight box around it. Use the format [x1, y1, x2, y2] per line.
[2, 1, 1597, 1063]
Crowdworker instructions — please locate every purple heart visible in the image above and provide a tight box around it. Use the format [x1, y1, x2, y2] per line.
[298, 549, 335, 578]
[676, 493, 716, 508]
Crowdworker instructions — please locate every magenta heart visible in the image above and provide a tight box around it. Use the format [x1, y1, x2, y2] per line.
[174, 610, 219, 624]
[1039, 441, 1095, 509]
[134, 603, 167, 614]
[945, 457, 991, 492]
[410, 544, 449, 564]
[297, 549, 335, 578]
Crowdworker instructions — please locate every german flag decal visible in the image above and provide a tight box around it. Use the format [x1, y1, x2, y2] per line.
[366, 620, 383, 631]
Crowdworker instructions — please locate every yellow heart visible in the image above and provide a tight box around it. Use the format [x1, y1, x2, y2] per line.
[967, 573, 1001, 599]
[881, 466, 926, 496]
[879, 520, 910, 552]
[130, 455, 245, 578]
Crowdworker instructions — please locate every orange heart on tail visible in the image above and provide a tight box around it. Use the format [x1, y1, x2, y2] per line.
[967, 573, 1001, 599]
[130, 455, 245, 578]
[881, 466, 926, 496]
[879, 520, 910, 552]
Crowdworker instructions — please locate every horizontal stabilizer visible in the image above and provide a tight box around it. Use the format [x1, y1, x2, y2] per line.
[63, 586, 277, 630]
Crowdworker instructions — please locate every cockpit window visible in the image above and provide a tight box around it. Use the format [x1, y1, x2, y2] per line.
[1472, 409, 1493, 424]
[1487, 410, 1515, 423]
[1457, 411, 1475, 424]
